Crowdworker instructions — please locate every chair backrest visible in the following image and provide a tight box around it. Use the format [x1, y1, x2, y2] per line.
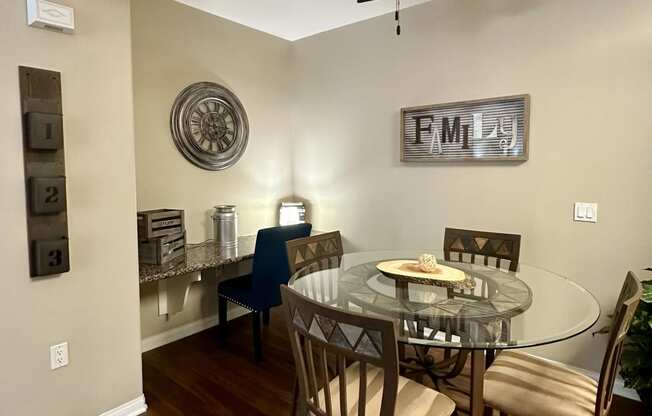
[251, 223, 312, 291]
[281, 285, 399, 416]
[443, 227, 521, 272]
[286, 231, 343, 275]
[595, 272, 642, 416]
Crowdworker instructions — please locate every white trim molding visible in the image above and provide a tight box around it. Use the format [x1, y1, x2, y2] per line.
[98, 395, 147, 416]
[141, 306, 249, 352]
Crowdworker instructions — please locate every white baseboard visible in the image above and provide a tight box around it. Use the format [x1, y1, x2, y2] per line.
[141, 306, 249, 352]
[98, 395, 147, 416]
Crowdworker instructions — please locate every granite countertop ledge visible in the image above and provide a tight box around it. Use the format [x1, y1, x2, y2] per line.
[139, 235, 256, 284]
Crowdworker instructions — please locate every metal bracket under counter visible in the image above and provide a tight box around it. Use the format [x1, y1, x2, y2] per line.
[155, 255, 253, 317]
[142, 232, 317, 316]
[157, 271, 202, 316]
[139, 235, 254, 317]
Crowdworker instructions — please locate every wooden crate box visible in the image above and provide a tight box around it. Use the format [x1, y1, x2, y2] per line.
[137, 209, 185, 240]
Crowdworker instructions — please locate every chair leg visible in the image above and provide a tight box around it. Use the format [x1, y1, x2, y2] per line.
[252, 311, 262, 362]
[291, 377, 299, 416]
[295, 397, 308, 416]
[486, 349, 495, 368]
[263, 308, 270, 326]
[398, 343, 406, 375]
[218, 296, 228, 345]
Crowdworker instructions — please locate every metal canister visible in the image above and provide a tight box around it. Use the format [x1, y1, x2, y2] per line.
[212, 205, 238, 248]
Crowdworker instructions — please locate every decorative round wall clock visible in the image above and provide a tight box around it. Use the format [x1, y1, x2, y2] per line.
[170, 82, 249, 171]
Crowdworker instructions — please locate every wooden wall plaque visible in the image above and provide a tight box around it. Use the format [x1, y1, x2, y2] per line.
[19, 66, 70, 277]
[401, 94, 530, 162]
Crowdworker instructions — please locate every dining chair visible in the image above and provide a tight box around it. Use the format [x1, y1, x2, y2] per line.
[482, 271, 643, 416]
[286, 231, 343, 275]
[442, 227, 522, 356]
[281, 285, 456, 416]
[443, 227, 521, 272]
[218, 223, 312, 361]
[286, 231, 344, 308]
[406, 228, 523, 402]
[417, 227, 521, 341]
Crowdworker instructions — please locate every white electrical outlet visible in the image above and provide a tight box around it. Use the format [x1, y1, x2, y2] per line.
[50, 342, 69, 370]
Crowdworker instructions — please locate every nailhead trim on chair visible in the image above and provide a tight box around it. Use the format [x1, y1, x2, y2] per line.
[218, 294, 255, 312]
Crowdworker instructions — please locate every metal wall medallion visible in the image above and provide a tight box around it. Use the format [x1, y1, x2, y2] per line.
[170, 82, 249, 170]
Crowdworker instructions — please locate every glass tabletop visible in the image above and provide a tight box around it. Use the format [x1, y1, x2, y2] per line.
[288, 250, 601, 350]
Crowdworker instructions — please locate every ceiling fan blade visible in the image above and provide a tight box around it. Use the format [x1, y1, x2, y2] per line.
[357, 0, 375, 3]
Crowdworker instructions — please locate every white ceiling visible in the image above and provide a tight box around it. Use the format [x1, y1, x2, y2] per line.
[173, 0, 431, 41]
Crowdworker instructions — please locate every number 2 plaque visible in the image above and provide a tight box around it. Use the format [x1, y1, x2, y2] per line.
[19, 66, 70, 277]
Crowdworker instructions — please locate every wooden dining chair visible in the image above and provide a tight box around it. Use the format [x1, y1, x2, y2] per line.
[415, 227, 521, 409]
[286, 232, 343, 308]
[482, 271, 643, 416]
[281, 285, 456, 416]
[441, 227, 522, 365]
[443, 227, 521, 272]
[417, 228, 523, 378]
[286, 231, 344, 275]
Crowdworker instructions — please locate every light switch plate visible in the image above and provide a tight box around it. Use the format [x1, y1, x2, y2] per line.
[574, 202, 598, 223]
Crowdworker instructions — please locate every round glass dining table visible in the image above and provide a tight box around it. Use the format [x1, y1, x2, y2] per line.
[288, 250, 600, 416]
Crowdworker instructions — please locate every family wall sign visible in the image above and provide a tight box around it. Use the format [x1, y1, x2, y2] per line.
[400, 94, 530, 162]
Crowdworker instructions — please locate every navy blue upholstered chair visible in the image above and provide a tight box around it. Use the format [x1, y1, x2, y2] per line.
[218, 223, 312, 361]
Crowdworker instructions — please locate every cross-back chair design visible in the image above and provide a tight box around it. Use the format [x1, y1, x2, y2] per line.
[443, 227, 521, 272]
[281, 285, 455, 416]
[482, 271, 643, 416]
[287, 231, 343, 275]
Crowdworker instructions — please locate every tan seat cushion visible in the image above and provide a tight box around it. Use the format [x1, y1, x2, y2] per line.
[316, 362, 455, 416]
[484, 351, 598, 416]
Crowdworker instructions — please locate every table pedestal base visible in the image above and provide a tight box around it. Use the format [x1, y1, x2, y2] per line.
[400, 346, 491, 416]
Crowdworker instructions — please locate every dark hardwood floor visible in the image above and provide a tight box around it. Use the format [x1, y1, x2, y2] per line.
[143, 309, 645, 416]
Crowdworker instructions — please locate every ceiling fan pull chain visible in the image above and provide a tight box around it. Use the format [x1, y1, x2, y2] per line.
[395, 0, 401, 36]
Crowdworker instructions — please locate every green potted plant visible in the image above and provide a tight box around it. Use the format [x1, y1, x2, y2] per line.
[620, 278, 652, 411]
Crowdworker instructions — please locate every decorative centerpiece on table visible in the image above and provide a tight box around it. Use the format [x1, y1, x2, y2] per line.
[376, 253, 476, 290]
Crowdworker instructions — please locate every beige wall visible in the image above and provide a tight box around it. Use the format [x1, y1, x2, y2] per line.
[0, 1, 143, 415]
[132, 0, 294, 339]
[290, 0, 652, 371]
